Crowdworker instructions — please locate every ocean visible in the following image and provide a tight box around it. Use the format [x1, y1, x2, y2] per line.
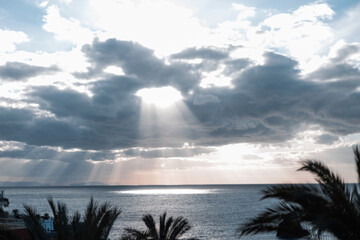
[1, 185, 313, 240]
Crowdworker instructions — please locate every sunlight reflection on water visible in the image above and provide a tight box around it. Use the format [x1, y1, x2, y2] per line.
[115, 188, 212, 195]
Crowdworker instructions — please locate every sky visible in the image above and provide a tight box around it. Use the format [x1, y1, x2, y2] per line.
[1, 0, 360, 186]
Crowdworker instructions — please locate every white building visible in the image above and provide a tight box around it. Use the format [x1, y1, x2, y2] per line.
[41, 217, 54, 232]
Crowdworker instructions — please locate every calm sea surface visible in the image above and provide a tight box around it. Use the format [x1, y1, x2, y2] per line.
[1, 185, 318, 240]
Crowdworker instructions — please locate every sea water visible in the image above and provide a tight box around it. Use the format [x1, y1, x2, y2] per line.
[0, 185, 316, 240]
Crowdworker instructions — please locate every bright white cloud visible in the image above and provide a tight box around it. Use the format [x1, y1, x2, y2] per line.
[0, 29, 29, 53]
[293, 3, 334, 21]
[200, 65, 233, 88]
[2, 47, 89, 73]
[232, 3, 256, 20]
[88, 0, 210, 56]
[43, 5, 94, 45]
[254, 3, 334, 65]
[59, 0, 72, 4]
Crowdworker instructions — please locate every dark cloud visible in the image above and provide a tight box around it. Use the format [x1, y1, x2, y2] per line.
[308, 63, 360, 81]
[0, 62, 59, 81]
[170, 47, 228, 60]
[1, 40, 360, 153]
[79, 38, 200, 93]
[192, 94, 220, 105]
[185, 51, 360, 145]
[223, 58, 251, 76]
[331, 43, 360, 63]
[315, 134, 340, 145]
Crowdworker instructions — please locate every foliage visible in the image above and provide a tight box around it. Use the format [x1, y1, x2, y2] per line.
[121, 212, 199, 240]
[238, 146, 360, 240]
[12, 209, 20, 219]
[23, 205, 48, 240]
[24, 197, 121, 240]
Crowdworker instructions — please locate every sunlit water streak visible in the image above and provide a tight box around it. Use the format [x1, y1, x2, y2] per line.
[1, 185, 334, 240]
[116, 188, 211, 195]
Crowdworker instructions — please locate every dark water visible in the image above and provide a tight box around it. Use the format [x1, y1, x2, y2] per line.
[0, 185, 308, 239]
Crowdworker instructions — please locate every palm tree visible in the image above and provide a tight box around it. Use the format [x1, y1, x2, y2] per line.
[74, 197, 121, 240]
[24, 197, 121, 240]
[23, 205, 48, 240]
[122, 212, 199, 240]
[238, 145, 360, 240]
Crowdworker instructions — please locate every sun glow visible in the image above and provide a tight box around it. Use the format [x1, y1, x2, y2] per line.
[135, 86, 183, 108]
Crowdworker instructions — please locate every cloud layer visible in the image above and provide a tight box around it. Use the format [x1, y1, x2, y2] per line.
[1, 0, 360, 184]
[1, 39, 360, 153]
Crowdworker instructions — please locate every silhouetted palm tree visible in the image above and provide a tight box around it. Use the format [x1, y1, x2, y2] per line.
[238, 146, 360, 240]
[24, 197, 121, 240]
[122, 212, 199, 240]
[23, 205, 48, 240]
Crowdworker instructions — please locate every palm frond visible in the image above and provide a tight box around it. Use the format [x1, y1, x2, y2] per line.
[142, 214, 159, 239]
[239, 146, 360, 239]
[353, 146, 360, 184]
[159, 212, 166, 239]
[94, 203, 121, 240]
[23, 205, 48, 240]
[298, 160, 345, 188]
[47, 197, 71, 240]
[124, 213, 198, 240]
[238, 202, 302, 236]
[123, 228, 149, 240]
[164, 215, 174, 239]
[168, 216, 191, 240]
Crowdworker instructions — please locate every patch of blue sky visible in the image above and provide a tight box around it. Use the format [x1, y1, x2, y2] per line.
[0, 0, 74, 52]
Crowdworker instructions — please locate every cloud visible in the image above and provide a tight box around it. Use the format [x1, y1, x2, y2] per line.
[247, 3, 335, 68]
[25, 84, 140, 149]
[88, 0, 209, 56]
[1, 39, 360, 153]
[308, 42, 360, 81]
[170, 47, 228, 60]
[0, 143, 114, 162]
[42, 5, 94, 45]
[192, 94, 220, 106]
[315, 134, 340, 145]
[0, 62, 59, 81]
[0, 29, 29, 53]
[123, 147, 215, 158]
[80, 38, 201, 93]
[185, 51, 360, 145]
[330, 42, 360, 63]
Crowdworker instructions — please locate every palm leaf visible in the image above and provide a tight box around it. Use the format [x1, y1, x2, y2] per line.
[239, 147, 360, 239]
[142, 214, 159, 239]
[123, 213, 199, 240]
[23, 205, 48, 240]
[353, 146, 360, 184]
